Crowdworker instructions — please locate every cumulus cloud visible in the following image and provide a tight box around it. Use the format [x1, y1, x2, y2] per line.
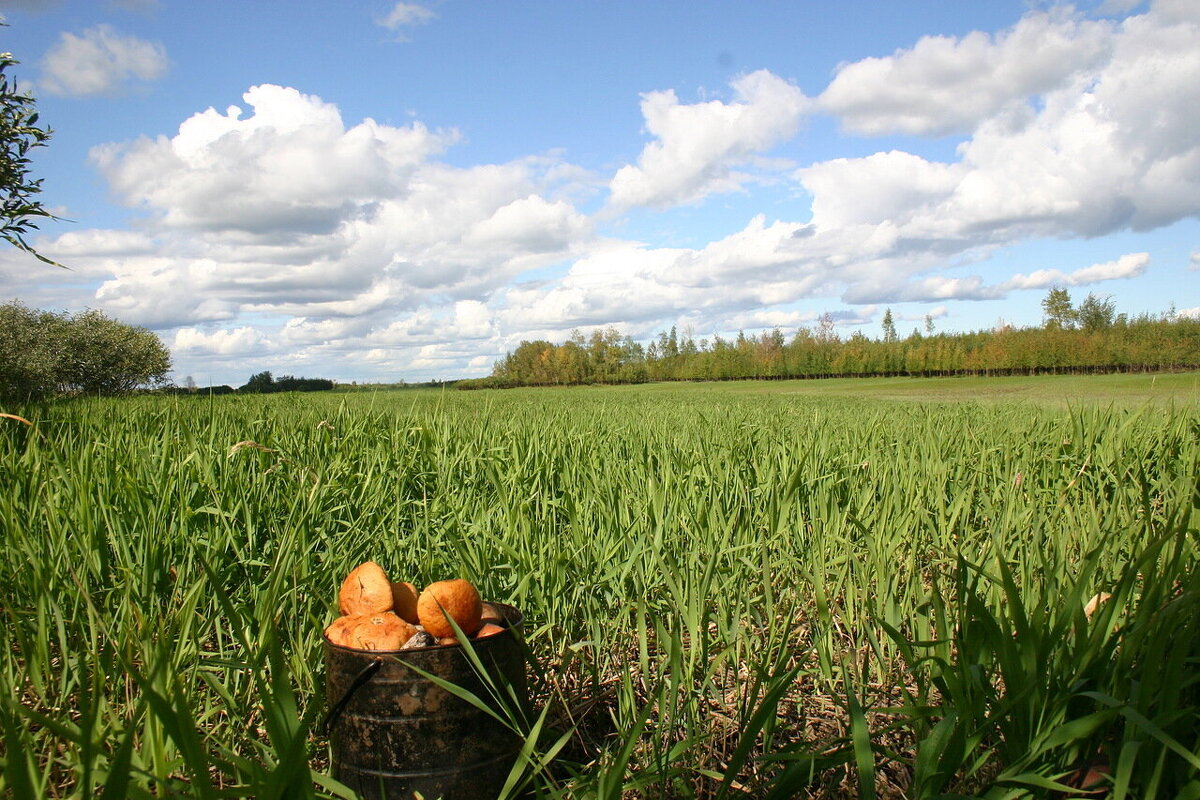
[39, 24, 166, 96]
[42, 80, 597, 378]
[798, 0, 1200, 262]
[819, 10, 1114, 136]
[91, 84, 455, 234]
[368, 300, 497, 346]
[799, 150, 962, 229]
[1190, 250, 1199, 270]
[79, 84, 594, 328]
[173, 326, 273, 356]
[490, 214, 900, 332]
[31, 1, 1200, 384]
[608, 70, 809, 209]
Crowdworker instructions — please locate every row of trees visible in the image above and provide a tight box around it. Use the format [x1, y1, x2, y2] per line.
[154, 372, 338, 396]
[465, 294, 1200, 388]
[238, 371, 334, 393]
[0, 301, 172, 401]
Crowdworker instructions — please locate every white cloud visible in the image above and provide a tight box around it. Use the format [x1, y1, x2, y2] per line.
[825, 306, 878, 327]
[491, 215, 883, 331]
[173, 326, 272, 356]
[91, 84, 455, 234]
[846, 275, 997, 304]
[1177, 306, 1200, 319]
[378, 2, 435, 35]
[797, 0, 1200, 261]
[27, 2, 1200, 384]
[1001, 252, 1150, 290]
[1190, 250, 1199, 270]
[1063, 251, 1151, 283]
[723, 309, 819, 332]
[608, 70, 809, 209]
[819, 9, 1114, 137]
[844, 252, 1152, 305]
[39, 24, 166, 96]
[78, 84, 595, 328]
[27, 81, 604, 385]
[799, 150, 962, 228]
[913, 305, 948, 321]
[43, 229, 157, 258]
[368, 300, 497, 346]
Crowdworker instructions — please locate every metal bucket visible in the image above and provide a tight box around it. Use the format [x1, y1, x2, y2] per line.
[323, 603, 527, 800]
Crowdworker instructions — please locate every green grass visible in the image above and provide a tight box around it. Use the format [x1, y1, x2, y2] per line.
[627, 370, 1200, 406]
[1, 374, 1197, 798]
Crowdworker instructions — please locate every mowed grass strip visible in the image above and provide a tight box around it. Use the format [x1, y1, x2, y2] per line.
[0, 376, 1196, 798]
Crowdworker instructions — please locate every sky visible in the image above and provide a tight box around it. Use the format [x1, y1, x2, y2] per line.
[0, 0, 1198, 386]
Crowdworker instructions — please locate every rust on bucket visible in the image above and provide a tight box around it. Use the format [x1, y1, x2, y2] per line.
[323, 602, 527, 800]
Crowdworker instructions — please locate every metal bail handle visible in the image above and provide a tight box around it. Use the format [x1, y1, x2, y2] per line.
[320, 656, 383, 735]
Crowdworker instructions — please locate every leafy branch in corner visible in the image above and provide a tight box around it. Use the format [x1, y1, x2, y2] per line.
[0, 46, 64, 267]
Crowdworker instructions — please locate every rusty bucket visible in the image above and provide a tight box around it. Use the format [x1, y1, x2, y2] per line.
[323, 603, 527, 800]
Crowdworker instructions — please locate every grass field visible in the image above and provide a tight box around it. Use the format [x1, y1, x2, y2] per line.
[1, 373, 1198, 798]
[626, 371, 1200, 406]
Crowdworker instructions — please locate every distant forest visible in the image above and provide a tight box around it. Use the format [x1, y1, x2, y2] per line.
[460, 291, 1200, 389]
[163, 370, 335, 396]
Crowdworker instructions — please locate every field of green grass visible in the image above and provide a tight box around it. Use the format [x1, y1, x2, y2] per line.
[628, 371, 1200, 406]
[1, 373, 1198, 798]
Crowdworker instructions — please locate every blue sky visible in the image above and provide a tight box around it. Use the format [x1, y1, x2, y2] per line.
[1, 0, 1197, 385]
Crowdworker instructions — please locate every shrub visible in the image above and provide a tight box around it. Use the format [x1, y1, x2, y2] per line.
[0, 301, 171, 400]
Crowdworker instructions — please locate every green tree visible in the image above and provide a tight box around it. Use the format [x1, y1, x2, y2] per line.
[58, 309, 172, 394]
[1, 47, 60, 266]
[0, 302, 171, 399]
[0, 301, 65, 399]
[1077, 292, 1116, 331]
[881, 308, 897, 343]
[239, 371, 275, 392]
[1041, 287, 1076, 329]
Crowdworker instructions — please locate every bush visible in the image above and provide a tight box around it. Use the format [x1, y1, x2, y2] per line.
[0, 301, 172, 401]
[0, 301, 64, 400]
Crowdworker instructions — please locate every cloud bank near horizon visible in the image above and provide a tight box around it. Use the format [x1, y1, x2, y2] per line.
[5, 0, 1198, 382]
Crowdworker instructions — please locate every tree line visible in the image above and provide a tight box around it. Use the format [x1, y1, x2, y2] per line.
[162, 371, 337, 396]
[461, 291, 1200, 389]
[237, 371, 334, 393]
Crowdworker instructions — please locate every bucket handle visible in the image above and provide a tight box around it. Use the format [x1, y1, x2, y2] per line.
[320, 657, 383, 735]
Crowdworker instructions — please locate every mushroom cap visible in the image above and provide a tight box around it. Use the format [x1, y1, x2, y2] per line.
[391, 581, 420, 624]
[475, 623, 506, 639]
[339, 561, 393, 616]
[324, 614, 365, 647]
[417, 579, 483, 638]
[480, 602, 505, 624]
[350, 612, 416, 651]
